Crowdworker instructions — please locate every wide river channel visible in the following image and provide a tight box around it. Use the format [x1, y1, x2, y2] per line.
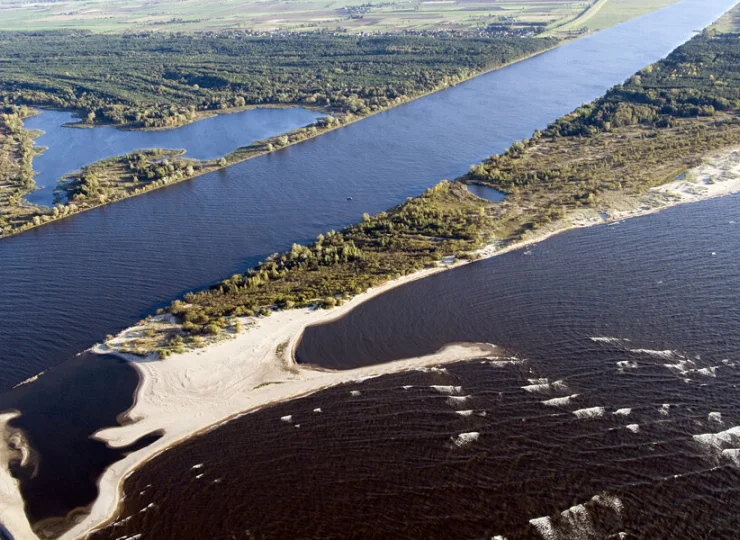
[0, 0, 735, 390]
[1, 0, 740, 536]
[98, 192, 740, 540]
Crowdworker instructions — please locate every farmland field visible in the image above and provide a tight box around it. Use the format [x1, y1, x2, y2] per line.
[0, 0, 678, 34]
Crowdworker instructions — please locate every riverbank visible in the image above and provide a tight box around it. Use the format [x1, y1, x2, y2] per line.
[0, 144, 729, 540]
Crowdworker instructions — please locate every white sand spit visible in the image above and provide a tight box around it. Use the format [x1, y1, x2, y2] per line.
[56, 294, 496, 540]
[693, 425, 740, 451]
[696, 367, 718, 377]
[616, 360, 638, 370]
[529, 516, 556, 539]
[630, 349, 675, 359]
[430, 385, 462, 394]
[523, 379, 568, 395]
[529, 493, 623, 539]
[446, 395, 472, 407]
[0, 412, 37, 540]
[721, 449, 740, 466]
[591, 337, 629, 344]
[415, 366, 448, 374]
[486, 358, 524, 368]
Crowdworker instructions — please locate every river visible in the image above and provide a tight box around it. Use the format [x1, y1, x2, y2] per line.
[97, 192, 740, 540]
[1, 0, 739, 536]
[0, 0, 735, 391]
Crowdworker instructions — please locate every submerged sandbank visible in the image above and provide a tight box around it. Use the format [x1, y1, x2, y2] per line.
[2, 146, 740, 540]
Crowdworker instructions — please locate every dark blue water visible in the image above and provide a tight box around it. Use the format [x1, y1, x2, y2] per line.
[23, 108, 320, 206]
[0, 0, 736, 391]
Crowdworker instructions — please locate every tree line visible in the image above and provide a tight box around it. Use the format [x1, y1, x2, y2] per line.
[0, 31, 557, 129]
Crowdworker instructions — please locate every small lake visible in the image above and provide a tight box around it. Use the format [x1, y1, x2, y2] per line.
[23, 107, 321, 206]
[465, 184, 507, 202]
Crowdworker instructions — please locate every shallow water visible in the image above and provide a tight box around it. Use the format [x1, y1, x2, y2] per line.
[0, 353, 157, 534]
[0, 0, 734, 391]
[97, 194, 740, 540]
[23, 107, 320, 206]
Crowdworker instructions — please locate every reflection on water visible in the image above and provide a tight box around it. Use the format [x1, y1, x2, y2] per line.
[93, 194, 740, 539]
[23, 107, 321, 206]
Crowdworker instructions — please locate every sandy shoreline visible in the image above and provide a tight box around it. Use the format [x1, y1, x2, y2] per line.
[1, 146, 740, 540]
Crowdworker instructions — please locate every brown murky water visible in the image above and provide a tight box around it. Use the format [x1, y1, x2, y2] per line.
[92, 195, 740, 539]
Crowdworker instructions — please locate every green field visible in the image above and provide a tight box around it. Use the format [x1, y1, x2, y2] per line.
[550, 0, 678, 34]
[0, 0, 677, 34]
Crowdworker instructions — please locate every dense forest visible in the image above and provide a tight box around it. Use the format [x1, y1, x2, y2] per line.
[115, 30, 740, 357]
[0, 32, 556, 238]
[0, 32, 557, 128]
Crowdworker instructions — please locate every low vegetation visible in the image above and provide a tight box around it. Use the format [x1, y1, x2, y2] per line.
[0, 106, 42, 233]
[121, 181, 490, 357]
[112, 29, 740, 358]
[0, 0, 662, 35]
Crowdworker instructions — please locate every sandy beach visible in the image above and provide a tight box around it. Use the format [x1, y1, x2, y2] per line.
[2, 146, 740, 540]
[0, 413, 36, 540]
